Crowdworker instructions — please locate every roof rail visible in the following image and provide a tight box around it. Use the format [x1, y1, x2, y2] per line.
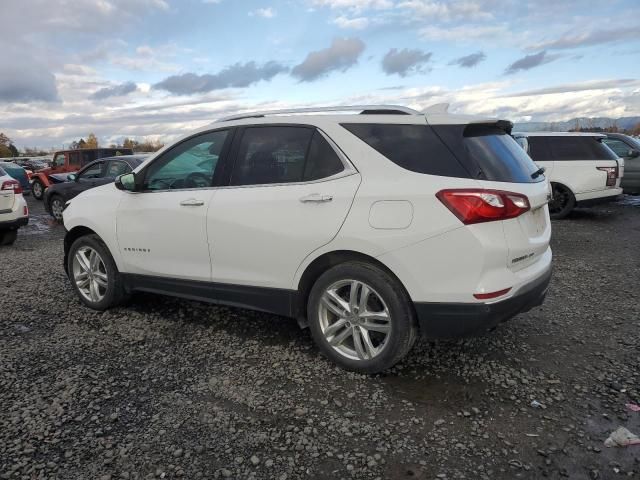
[217, 105, 422, 122]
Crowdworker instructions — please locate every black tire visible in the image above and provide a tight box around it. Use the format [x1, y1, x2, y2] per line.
[0, 230, 17, 246]
[49, 195, 65, 222]
[549, 183, 575, 219]
[307, 261, 417, 374]
[31, 179, 45, 200]
[67, 234, 128, 310]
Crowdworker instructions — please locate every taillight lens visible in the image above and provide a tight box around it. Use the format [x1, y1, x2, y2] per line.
[597, 166, 618, 187]
[1, 179, 22, 194]
[436, 189, 530, 225]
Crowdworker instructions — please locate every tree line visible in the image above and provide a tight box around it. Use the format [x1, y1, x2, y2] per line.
[0, 132, 165, 158]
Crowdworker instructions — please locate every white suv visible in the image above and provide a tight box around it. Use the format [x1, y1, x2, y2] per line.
[512, 132, 623, 218]
[0, 165, 29, 245]
[63, 105, 552, 373]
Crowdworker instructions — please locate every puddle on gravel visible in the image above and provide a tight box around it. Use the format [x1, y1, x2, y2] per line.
[21, 214, 61, 235]
[380, 372, 481, 408]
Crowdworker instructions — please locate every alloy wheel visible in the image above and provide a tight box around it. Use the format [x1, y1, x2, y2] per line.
[72, 246, 108, 303]
[51, 198, 64, 221]
[32, 182, 43, 198]
[318, 279, 392, 361]
[549, 184, 569, 214]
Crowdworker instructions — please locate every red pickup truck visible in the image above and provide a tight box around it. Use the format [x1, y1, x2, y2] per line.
[30, 148, 133, 200]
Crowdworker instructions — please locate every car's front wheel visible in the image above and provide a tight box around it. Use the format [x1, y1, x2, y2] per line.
[67, 234, 127, 310]
[49, 195, 65, 222]
[31, 180, 45, 200]
[307, 261, 417, 374]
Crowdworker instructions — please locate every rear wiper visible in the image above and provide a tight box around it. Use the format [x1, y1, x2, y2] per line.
[531, 166, 546, 179]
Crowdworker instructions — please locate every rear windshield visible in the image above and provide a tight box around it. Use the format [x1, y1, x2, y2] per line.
[431, 124, 544, 183]
[527, 136, 618, 162]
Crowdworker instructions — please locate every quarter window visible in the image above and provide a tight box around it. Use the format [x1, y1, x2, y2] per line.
[143, 130, 229, 191]
[546, 136, 618, 161]
[303, 132, 345, 181]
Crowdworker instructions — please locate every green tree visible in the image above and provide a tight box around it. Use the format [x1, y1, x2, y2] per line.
[0, 132, 11, 146]
[0, 145, 12, 158]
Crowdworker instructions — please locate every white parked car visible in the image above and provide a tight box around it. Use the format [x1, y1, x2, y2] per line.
[512, 132, 623, 218]
[0, 165, 29, 245]
[63, 105, 553, 373]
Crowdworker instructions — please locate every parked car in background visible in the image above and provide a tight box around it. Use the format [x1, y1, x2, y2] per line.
[0, 165, 29, 246]
[512, 132, 623, 218]
[0, 162, 31, 195]
[44, 155, 148, 221]
[602, 133, 640, 194]
[63, 105, 552, 373]
[30, 148, 133, 200]
[13, 157, 51, 174]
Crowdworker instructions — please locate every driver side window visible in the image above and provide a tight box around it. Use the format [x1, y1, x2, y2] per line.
[79, 162, 104, 179]
[143, 130, 229, 191]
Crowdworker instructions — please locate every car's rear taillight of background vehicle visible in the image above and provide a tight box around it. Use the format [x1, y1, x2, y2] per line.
[1, 179, 22, 194]
[596, 166, 618, 187]
[436, 189, 530, 225]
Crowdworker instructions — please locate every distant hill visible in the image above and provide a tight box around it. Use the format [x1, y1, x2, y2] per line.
[514, 116, 640, 132]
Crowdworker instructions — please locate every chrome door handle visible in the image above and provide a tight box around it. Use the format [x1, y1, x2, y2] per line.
[180, 199, 205, 207]
[300, 193, 333, 203]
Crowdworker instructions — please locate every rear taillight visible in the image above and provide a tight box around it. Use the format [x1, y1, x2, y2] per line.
[436, 189, 530, 225]
[1, 179, 22, 194]
[597, 166, 618, 187]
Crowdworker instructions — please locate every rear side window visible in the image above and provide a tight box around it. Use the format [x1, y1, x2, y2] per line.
[342, 123, 469, 178]
[230, 127, 345, 186]
[526, 137, 553, 162]
[546, 136, 618, 161]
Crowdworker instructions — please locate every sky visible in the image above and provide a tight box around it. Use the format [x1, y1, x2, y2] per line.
[0, 0, 639, 149]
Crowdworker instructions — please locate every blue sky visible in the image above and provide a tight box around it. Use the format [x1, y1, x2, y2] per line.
[0, 0, 639, 148]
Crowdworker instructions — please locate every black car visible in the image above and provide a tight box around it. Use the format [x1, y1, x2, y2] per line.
[44, 155, 148, 221]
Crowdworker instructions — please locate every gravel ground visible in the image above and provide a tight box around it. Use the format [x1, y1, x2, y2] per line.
[1, 196, 639, 480]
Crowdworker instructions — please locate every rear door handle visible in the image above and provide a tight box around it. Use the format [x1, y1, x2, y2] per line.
[300, 193, 333, 203]
[180, 199, 205, 207]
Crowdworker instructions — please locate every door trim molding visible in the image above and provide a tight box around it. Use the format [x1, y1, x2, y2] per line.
[121, 273, 296, 318]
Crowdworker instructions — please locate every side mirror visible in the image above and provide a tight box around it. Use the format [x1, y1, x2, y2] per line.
[628, 149, 640, 158]
[115, 172, 137, 191]
[67, 173, 78, 182]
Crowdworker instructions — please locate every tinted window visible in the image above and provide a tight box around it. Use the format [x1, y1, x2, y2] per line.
[526, 137, 554, 162]
[231, 127, 314, 186]
[80, 150, 97, 166]
[546, 136, 617, 161]
[69, 152, 81, 167]
[144, 130, 229, 191]
[80, 162, 104, 179]
[303, 132, 344, 181]
[105, 160, 131, 178]
[342, 123, 469, 178]
[603, 138, 631, 157]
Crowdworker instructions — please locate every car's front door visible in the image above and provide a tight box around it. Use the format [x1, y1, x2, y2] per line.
[207, 125, 361, 290]
[116, 129, 232, 280]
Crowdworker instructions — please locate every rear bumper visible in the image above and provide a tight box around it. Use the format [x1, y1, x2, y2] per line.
[0, 216, 29, 231]
[414, 265, 552, 338]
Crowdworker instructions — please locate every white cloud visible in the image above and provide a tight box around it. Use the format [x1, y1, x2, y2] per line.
[419, 24, 509, 42]
[311, 0, 393, 13]
[249, 7, 276, 18]
[332, 16, 370, 29]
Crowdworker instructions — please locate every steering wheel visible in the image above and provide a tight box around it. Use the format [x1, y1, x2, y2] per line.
[185, 172, 211, 188]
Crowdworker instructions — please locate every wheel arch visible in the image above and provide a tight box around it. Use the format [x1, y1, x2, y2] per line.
[63, 226, 98, 275]
[294, 250, 412, 326]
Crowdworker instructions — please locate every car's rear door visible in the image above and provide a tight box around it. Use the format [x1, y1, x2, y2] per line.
[207, 125, 361, 290]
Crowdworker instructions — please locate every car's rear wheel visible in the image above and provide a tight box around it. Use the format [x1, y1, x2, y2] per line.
[49, 195, 65, 222]
[67, 234, 127, 310]
[549, 183, 575, 219]
[31, 180, 45, 200]
[0, 230, 17, 246]
[307, 261, 417, 374]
